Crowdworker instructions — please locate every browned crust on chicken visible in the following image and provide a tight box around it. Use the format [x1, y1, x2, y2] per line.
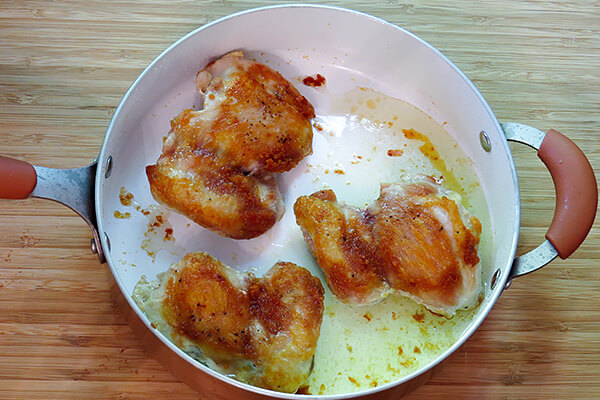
[146, 52, 314, 239]
[249, 262, 325, 343]
[197, 59, 315, 174]
[373, 188, 481, 306]
[294, 178, 482, 314]
[293, 190, 389, 304]
[146, 149, 282, 240]
[162, 253, 254, 358]
[247, 262, 325, 391]
[161, 252, 324, 392]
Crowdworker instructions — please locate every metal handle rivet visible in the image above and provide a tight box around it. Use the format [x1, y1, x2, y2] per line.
[104, 232, 111, 252]
[105, 156, 113, 179]
[479, 131, 491, 152]
[490, 268, 501, 289]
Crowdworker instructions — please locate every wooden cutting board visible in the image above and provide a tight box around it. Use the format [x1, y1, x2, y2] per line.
[1, 1, 598, 398]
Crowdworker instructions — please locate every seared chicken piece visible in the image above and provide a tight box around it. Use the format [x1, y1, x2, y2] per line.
[194, 51, 315, 175]
[369, 176, 482, 315]
[294, 175, 482, 316]
[293, 190, 390, 304]
[146, 142, 283, 240]
[147, 51, 315, 239]
[160, 252, 325, 393]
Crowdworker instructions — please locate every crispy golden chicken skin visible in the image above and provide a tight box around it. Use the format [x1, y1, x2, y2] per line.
[194, 51, 315, 175]
[162, 252, 325, 393]
[293, 190, 390, 304]
[294, 176, 482, 316]
[369, 178, 482, 314]
[146, 144, 283, 240]
[146, 52, 315, 239]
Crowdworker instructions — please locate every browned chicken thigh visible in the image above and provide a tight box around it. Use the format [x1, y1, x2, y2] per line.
[294, 175, 482, 316]
[146, 140, 283, 240]
[162, 252, 325, 393]
[194, 51, 315, 175]
[369, 176, 482, 314]
[293, 190, 390, 304]
[147, 52, 315, 239]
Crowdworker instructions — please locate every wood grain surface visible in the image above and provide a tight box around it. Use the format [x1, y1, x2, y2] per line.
[1, 1, 599, 399]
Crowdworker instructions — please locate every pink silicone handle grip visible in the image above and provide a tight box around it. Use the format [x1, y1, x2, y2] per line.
[538, 129, 598, 259]
[0, 156, 37, 199]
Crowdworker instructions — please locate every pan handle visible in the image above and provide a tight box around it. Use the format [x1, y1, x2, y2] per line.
[501, 123, 597, 283]
[0, 155, 105, 263]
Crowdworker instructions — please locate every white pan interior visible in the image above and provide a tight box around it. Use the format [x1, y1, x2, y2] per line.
[96, 4, 519, 397]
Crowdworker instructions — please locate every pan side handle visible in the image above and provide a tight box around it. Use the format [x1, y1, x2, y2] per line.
[501, 123, 597, 284]
[0, 155, 105, 263]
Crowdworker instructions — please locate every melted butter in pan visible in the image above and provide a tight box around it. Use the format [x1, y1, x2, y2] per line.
[307, 293, 479, 394]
